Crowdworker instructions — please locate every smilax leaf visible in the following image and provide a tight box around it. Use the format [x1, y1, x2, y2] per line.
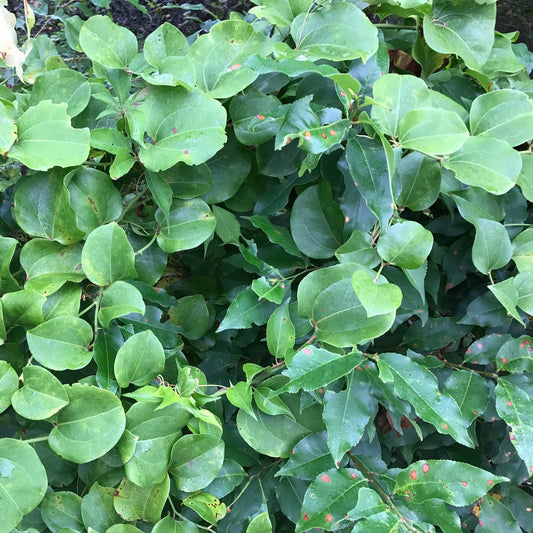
[351, 270, 403, 317]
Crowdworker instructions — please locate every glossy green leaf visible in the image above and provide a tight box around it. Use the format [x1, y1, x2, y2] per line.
[144, 23, 187, 68]
[118, 400, 188, 487]
[79, 15, 138, 69]
[8, 101, 89, 171]
[323, 377, 377, 464]
[81, 483, 122, 532]
[394, 460, 508, 505]
[41, 491, 83, 532]
[153, 515, 201, 533]
[169, 434, 224, 492]
[82, 223, 137, 286]
[249, 0, 313, 27]
[477, 495, 522, 533]
[98, 281, 145, 328]
[0, 361, 18, 414]
[472, 219, 512, 274]
[516, 153, 533, 202]
[377, 220, 433, 269]
[114, 330, 165, 388]
[20, 239, 84, 295]
[247, 511, 272, 533]
[290, 2, 378, 62]
[218, 286, 276, 331]
[443, 136, 521, 195]
[351, 270, 403, 317]
[0, 439, 48, 532]
[11, 365, 69, 420]
[156, 198, 216, 253]
[137, 87, 227, 171]
[335, 230, 379, 267]
[226, 381, 255, 419]
[14, 170, 85, 244]
[113, 475, 169, 524]
[251, 277, 286, 304]
[495, 377, 533, 472]
[512, 227, 533, 272]
[90, 128, 131, 155]
[0, 101, 16, 154]
[48, 383, 126, 463]
[266, 299, 295, 359]
[280, 346, 363, 394]
[469, 89, 533, 147]
[378, 353, 474, 447]
[423, 0, 496, 70]
[248, 215, 302, 258]
[398, 108, 469, 155]
[213, 205, 241, 245]
[30, 68, 91, 117]
[0, 236, 19, 294]
[189, 20, 272, 98]
[295, 468, 367, 533]
[290, 182, 344, 259]
[169, 294, 210, 339]
[27, 316, 93, 371]
[344, 136, 394, 229]
[1, 289, 45, 328]
[65, 167, 122, 234]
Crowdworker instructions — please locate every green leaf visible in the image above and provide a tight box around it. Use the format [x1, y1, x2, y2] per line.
[443, 136, 521, 195]
[118, 400, 188, 487]
[249, 0, 313, 27]
[81, 483, 122, 532]
[469, 89, 533, 147]
[247, 511, 272, 533]
[248, 215, 302, 258]
[351, 270, 403, 317]
[30, 69, 91, 117]
[90, 128, 131, 155]
[279, 347, 364, 394]
[394, 460, 508, 506]
[495, 377, 533, 472]
[169, 294, 210, 340]
[169, 434, 224, 492]
[1, 289, 46, 328]
[26, 316, 93, 371]
[290, 2, 378, 62]
[93, 325, 122, 391]
[471, 219, 512, 274]
[41, 491, 83, 532]
[396, 152, 441, 211]
[403, 316, 471, 351]
[98, 281, 145, 328]
[189, 20, 272, 98]
[65, 167, 123, 235]
[48, 383, 125, 464]
[515, 272, 533, 317]
[14, 170, 85, 244]
[516, 153, 533, 202]
[0, 439, 48, 532]
[0, 101, 16, 154]
[114, 475, 169, 524]
[8, 101, 89, 171]
[213, 205, 241, 245]
[323, 377, 377, 464]
[290, 182, 344, 259]
[295, 468, 367, 533]
[0, 361, 18, 414]
[477, 495, 522, 533]
[344, 136, 394, 229]
[0, 236, 19, 294]
[371, 73, 431, 138]
[114, 330, 165, 388]
[143, 23, 188, 68]
[377, 220, 433, 269]
[512, 227, 533, 272]
[20, 239, 84, 295]
[252, 277, 286, 304]
[217, 286, 276, 331]
[422, 0, 496, 70]
[226, 381, 255, 419]
[136, 87, 227, 172]
[378, 353, 475, 447]
[335, 230, 379, 268]
[182, 492, 226, 525]
[156, 199, 216, 253]
[397, 108, 469, 155]
[82, 223, 137, 286]
[11, 365, 69, 420]
[153, 515, 201, 533]
[266, 299, 295, 359]
[79, 15, 138, 69]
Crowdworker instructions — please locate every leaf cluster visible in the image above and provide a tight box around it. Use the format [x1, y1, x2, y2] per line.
[1, 0, 533, 532]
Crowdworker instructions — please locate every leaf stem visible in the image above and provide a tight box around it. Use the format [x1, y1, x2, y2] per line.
[374, 23, 417, 30]
[21, 436, 49, 444]
[135, 229, 160, 255]
[78, 299, 98, 318]
[93, 291, 103, 335]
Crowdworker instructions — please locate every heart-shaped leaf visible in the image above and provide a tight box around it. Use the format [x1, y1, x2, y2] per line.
[351, 270, 403, 317]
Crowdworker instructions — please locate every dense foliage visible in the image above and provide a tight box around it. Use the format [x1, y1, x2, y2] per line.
[1, 0, 533, 531]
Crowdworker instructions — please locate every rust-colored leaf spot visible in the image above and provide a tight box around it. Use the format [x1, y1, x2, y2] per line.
[507, 401, 513, 406]
[304, 347, 312, 355]
[422, 464, 430, 473]
[230, 63, 242, 70]
[303, 513, 309, 521]
[487, 480, 493, 486]
[443, 424, 449, 430]
[184, 149, 189, 154]
[256, 114, 265, 120]
[329, 130, 337, 135]
[350, 472, 357, 479]
[502, 357, 508, 364]
[318, 388, 324, 394]
[304, 130, 311, 139]
[410, 470, 417, 480]
[321, 474, 331, 483]
[461, 481, 468, 487]
[326, 514, 333, 523]
[520, 338, 530, 348]
[340, 91, 347, 97]
[321, 132, 327, 138]
[479, 520, 485, 527]
[172, 127, 177, 134]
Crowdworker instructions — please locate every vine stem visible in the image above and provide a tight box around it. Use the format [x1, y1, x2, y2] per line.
[21, 436, 49, 444]
[135, 230, 160, 255]
[93, 291, 103, 335]
[374, 23, 417, 30]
